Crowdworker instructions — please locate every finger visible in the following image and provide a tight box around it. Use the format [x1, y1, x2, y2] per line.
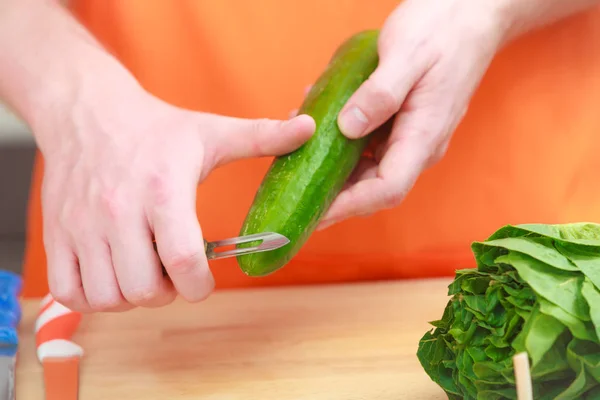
[342, 156, 379, 190]
[208, 114, 316, 167]
[316, 158, 379, 232]
[317, 120, 392, 230]
[362, 117, 395, 162]
[107, 210, 176, 308]
[319, 119, 432, 228]
[337, 57, 421, 139]
[288, 109, 299, 119]
[324, 68, 462, 228]
[44, 233, 92, 313]
[317, 144, 425, 228]
[76, 238, 133, 312]
[149, 181, 214, 303]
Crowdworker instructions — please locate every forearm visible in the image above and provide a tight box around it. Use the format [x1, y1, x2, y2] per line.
[0, 0, 141, 152]
[497, 0, 600, 44]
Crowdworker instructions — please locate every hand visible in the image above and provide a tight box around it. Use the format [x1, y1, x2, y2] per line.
[317, 0, 507, 229]
[41, 83, 315, 313]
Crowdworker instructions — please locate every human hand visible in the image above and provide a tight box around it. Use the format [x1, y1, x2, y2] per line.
[315, 0, 508, 229]
[40, 83, 315, 313]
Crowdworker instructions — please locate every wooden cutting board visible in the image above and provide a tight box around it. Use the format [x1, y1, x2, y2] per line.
[16, 278, 452, 399]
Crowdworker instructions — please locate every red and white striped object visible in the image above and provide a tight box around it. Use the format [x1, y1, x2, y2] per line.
[35, 293, 83, 360]
[35, 293, 83, 400]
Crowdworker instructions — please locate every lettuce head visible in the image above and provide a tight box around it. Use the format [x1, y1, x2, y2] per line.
[417, 223, 600, 400]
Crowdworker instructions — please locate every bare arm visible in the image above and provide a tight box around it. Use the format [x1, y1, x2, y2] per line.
[498, 0, 600, 44]
[0, 0, 141, 153]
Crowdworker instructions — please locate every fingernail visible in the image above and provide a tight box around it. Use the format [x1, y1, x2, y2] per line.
[339, 106, 368, 138]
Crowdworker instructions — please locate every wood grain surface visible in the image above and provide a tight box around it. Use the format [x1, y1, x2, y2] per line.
[17, 278, 453, 399]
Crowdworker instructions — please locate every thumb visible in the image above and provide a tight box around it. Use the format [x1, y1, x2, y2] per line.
[337, 58, 418, 139]
[208, 114, 315, 167]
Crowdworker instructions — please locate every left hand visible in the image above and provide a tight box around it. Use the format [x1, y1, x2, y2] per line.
[317, 0, 509, 229]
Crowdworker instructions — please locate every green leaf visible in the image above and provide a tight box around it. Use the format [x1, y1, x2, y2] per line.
[539, 298, 598, 342]
[494, 252, 590, 321]
[529, 331, 571, 380]
[584, 386, 600, 400]
[581, 279, 600, 342]
[417, 330, 460, 397]
[489, 223, 600, 245]
[524, 307, 566, 367]
[553, 339, 600, 399]
[473, 237, 579, 272]
[568, 339, 600, 384]
[556, 244, 600, 291]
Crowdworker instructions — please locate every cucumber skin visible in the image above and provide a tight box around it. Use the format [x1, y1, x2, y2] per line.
[237, 30, 380, 276]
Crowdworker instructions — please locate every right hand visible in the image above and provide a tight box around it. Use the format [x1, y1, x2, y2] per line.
[39, 81, 315, 313]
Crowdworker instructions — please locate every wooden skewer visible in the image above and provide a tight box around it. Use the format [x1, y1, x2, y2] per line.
[513, 352, 533, 400]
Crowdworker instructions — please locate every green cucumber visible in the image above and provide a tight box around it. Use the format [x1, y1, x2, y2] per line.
[237, 30, 380, 276]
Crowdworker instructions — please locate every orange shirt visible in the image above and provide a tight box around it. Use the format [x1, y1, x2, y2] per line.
[21, 1, 600, 297]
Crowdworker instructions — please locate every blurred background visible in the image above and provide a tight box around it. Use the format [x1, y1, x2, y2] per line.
[0, 103, 36, 274]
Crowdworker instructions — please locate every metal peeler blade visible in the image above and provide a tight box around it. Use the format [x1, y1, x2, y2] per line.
[205, 232, 289, 260]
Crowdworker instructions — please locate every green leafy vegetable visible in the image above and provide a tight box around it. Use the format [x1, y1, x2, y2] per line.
[417, 223, 600, 399]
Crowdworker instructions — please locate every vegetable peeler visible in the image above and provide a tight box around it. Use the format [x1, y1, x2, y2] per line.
[202, 232, 290, 259]
[156, 232, 290, 273]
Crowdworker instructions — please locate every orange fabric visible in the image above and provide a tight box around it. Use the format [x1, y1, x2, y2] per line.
[22, 1, 600, 297]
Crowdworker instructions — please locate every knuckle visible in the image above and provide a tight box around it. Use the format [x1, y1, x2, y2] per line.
[59, 200, 86, 228]
[158, 290, 178, 306]
[143, 289, 178, 308]
[50, 285, 79, 308]
[148, 171, 174, 206]
[363, 79, 401, 116]
[248, 118, 275, 155]
[428, 144, 448, 166]
[377, 31, 394, 52]
[87, 294, 124, 312]
[162, 249, 204, 275]
[88, 298, 123, 312]
[404, 125, 445, 151]
[252, 118, 275, 133]
[382, 189, 406, 209]
[123, 286, 160, 306]
[99, 189, 126, 220]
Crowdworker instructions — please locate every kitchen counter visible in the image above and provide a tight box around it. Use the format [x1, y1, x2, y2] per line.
[17, 278, 452, 399]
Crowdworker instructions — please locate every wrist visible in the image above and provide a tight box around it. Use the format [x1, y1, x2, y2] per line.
[464, 0, 520, 50]
[0, 0, 146, 155]
[454, 0, 514, 55]
[490, 0, 538, 46]
[29, 54, 144, 154]
[488, 0, 600, 47]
